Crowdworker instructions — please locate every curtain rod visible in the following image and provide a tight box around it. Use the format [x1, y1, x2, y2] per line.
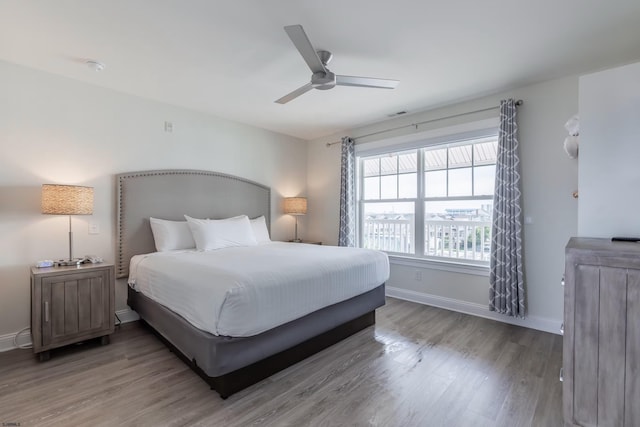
[326, 99, 523, 147]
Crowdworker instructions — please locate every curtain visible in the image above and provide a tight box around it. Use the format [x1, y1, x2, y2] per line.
[338, 136, 356, 247]
[489, 99, 525, 318]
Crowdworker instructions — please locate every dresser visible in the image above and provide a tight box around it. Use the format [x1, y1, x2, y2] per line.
[563, 238, 640, 426]
[31, 263, 115, 361]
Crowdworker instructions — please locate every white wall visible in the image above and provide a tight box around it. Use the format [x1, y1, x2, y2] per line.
[0, 60, 307, 337]
[578, 61, 640, 237]
[307, 76, 579, 332]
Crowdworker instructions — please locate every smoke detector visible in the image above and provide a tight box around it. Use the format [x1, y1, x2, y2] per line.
[85, 60, 105, 72]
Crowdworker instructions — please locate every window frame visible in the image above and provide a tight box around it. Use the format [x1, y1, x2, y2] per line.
[356, 125, 499, 269]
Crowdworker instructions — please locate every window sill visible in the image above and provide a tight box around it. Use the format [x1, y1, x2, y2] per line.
[388, 255, 490, 277]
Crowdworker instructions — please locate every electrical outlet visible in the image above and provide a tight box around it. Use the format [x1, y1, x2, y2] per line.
[414, 270, 422, 281]
[88, 222, 100, 235]
[164, 121, 173, 132]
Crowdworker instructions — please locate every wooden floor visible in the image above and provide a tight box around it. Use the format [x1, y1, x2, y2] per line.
[0, 298, 563, 426]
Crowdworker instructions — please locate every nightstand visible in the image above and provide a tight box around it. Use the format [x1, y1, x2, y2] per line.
[31, 263, 115, 361]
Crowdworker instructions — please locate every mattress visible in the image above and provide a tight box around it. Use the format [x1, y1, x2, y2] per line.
[128, 242, 389, 337]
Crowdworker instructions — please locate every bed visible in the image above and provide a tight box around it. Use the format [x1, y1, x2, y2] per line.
[117, 169, 388, 398]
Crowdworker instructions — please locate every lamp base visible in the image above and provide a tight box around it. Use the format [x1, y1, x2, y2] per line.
[56, 258, 85, 266]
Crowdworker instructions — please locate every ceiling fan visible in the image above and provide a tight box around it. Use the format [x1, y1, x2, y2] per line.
[275, 25, 399, 104]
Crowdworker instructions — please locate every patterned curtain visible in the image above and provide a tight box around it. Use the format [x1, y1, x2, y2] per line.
[338, 136, 356, 247]
[489, 99, 525, 318]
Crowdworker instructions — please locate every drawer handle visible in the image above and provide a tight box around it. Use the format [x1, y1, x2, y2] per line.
[560, 323, 564, 335]
[561, 276, 565, 286]
[559, 367, 564, 382]
[44, 301, 49, 323]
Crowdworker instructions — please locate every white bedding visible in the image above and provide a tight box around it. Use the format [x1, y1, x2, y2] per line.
[128, 242, 389, 337]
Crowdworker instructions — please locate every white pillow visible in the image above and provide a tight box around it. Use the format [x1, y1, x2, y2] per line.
[185, 215, 258, 250]
[250, 216, 271, 244]
[149, 217, 196, 252]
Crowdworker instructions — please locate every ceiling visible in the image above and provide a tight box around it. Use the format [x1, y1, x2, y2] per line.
[1, 1, 640, 141]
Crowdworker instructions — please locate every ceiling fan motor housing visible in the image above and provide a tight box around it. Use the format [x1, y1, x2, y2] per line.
[317, 50, 333, 66]
[312, 70, 336, 89]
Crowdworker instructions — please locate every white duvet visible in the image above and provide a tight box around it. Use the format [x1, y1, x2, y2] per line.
[128, 242, 389, 337]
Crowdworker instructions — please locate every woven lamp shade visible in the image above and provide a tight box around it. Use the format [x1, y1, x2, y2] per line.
[42, 184, 94, 215]
[283, 197, 307, 215]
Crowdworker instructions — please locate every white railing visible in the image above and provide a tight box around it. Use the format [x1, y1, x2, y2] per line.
[363, 218, 491, 260]
[363, 218, 414, 253]
[425, 220, 491, 261]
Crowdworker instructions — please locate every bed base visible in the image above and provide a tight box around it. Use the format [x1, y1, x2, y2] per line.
[141, 311, 374, 398]
[128, 285, 384, 399]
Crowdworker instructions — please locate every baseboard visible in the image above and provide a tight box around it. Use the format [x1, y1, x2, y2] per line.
[386, 286, 562, 335]
[0, 308, 140, 353]
[0, 329, 32, 353]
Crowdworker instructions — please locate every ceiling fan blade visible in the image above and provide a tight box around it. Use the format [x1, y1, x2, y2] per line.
[275, 82, 313, 104]
[284, 25, 327, 74]
[336, 75, 399, 89]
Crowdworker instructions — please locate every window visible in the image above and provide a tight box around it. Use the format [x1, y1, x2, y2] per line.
[358, 133, 498, 265]
[361, 150, 417, 254]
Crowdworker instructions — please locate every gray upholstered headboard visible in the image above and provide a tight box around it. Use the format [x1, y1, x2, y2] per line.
[116, 169, 271, 278]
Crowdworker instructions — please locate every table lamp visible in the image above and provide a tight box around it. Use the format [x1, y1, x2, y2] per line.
[41, 184, 94, 266]
[284, 197, 307, 242]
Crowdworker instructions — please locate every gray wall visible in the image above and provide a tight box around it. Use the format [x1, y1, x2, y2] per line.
[578, 61, 640, 237]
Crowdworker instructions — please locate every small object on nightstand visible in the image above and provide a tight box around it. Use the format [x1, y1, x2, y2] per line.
[35, 260, 55, 268]
[611, 236, 640, 242]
